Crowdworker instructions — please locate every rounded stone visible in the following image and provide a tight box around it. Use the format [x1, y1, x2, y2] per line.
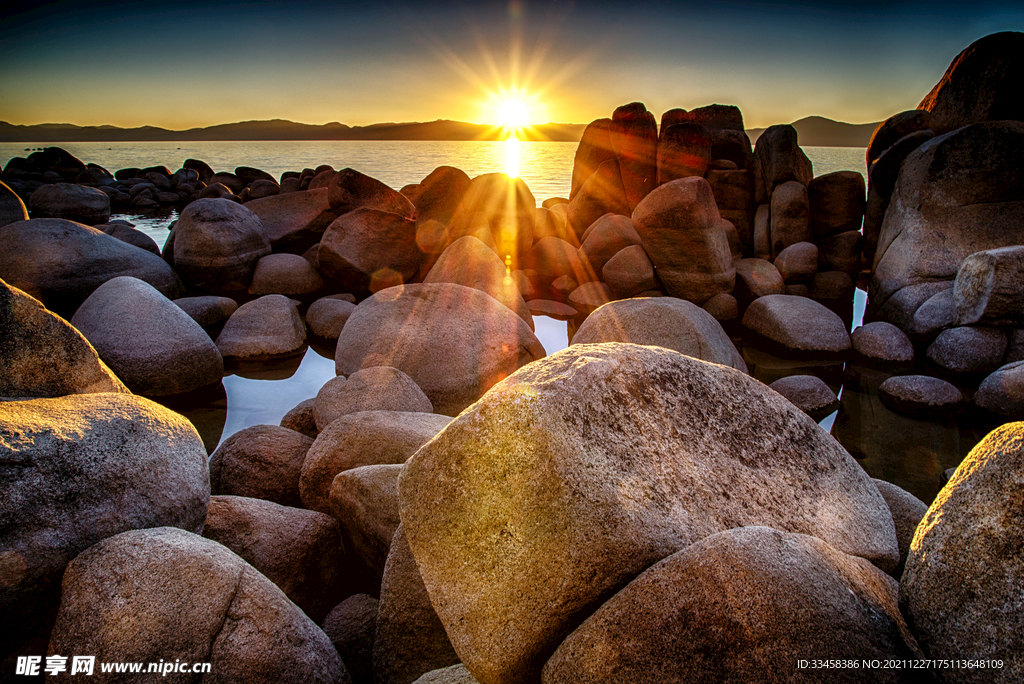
[926, 325, 1007, 375]
[975, 361, 1024, 419]
[741, 294, 851, 356]
[851, 321, 915, 369]
[307, 297, 357, 340]
[216, 294, 306, 360]
[769, 375, 840, 421]
[173, 198, 271, 294]
[209, 424, 313, 507]
[313, 366, 433, 431]
[878, 375, 965, 418]
[249, 253, 325, 297]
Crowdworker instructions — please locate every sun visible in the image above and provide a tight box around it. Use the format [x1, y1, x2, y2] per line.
[497, 97, 531, 130]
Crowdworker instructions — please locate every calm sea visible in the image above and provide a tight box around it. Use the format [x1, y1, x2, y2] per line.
[8, 140, 982, 503]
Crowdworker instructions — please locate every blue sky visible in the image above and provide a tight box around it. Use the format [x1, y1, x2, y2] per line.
[1, 0, 1021, 129]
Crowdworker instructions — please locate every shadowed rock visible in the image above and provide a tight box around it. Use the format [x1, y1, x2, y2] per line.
[246, 188, 337, 253]
[29, 183, 110, 224]
[871, 479, 927, 578]
[329, 464, 403, 578]
[328, 168, 416, 219]
[742, 294, 851, 357]
[209, 424, 312, 507]
[569, 119, 615, 200]
[323, 594, 379, 684]
[173, 198, 271, 295]
[610, 102, 658, 211]
[313, 366, 433, 431]
[751, 125, 812, 204]
[319, 207, 421, 293]
[216, 294, 306, 360]
[566, 159, 631, 240]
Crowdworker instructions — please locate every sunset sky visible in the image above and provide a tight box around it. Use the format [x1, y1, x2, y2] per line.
[1, 0, 1022, 130]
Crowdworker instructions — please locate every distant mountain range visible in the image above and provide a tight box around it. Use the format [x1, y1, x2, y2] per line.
[0, 115, 880, 147]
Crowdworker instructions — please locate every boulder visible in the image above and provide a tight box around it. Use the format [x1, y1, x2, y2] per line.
[769, 180, 811, 257]
[522, 237, 585, 282]
[447, 174, 535, 267]
[543, 527, 917, 684]
[28, 182, 110, 224]
[335, 283, 545, 416]
[917, 31, 1024, 135]
[328, 464, 403, 577]
[741, 295, 851, 357]
[423, 236, 533, 326]
[571, 297, 746, 372]
[70, 276, 224, 396]
[313, 366, 433, 430]
[701, 292, 738, 322]
[807, 171, 865, 239]
[0, 278, 128, 398]
[398, 344, 899, 684]
[751, 124, 812, 204]
[202, 495, 349, 623]
[925, 326, 1006, 376]
[173, 198, 271, 295]
[706, 169, 753, 253]
[25, 147, 87, 179]
[281, 398, 319, 439]
[631, 177, 735, 303]
[318, 208, 421, 293]
[871, 479, 927, 578]
[0, 394, 209, 661]
[209, 424, 312, 507]
[865, 110, 933, 168]
[567, 281, 612, 313]
[0, 218, 184, 318]
[975, 361, 1024, 418]
[864, 130, 935, 262]
[526, 299, 577, 320]
[772, 241, 818, 283]
[97, 220, 160, 254]
[245, 188, 336, 253]
[328, 168, 416, 219]
[566, 159, 630, 240]
[410, 166, 471, 225]
[173, 295, 238, 331]
[569, 118, 615, 199]
[656, 123, 712, 185]
[601, 245, 656, 298]
[216, 294, 306, 360]
[0, 180, 29, 228]
[578, 213, 642, 277]
[300, 410, 451, 515]
[869, 121, 1024, 329]
[413, 666, 479, 684]
[374, 526, 460, 684]
[850, 321, 915, 369]
[47, 527, 349, 684]
[610, 102, 658, 211]
[307, 296, 357, 340]
[249, 252, 325, 297]
[901, 421, 1024, 682]
[877, 375, 964, 418]
[322, 594, 379, 684]
[818, 230, 864, 275]
[954, 245, 1024, 326]
[810, 270, 855, 302]
[769, 375, 840, 421]
[732, 257, 783, 304]
[908, 287, 956, 340]
[753, 203, 771, 259]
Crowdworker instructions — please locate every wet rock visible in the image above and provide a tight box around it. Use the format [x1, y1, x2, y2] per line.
[249, 253, 325, 297]
[769, 180, 811, 257]
[631, 177, 735, 303]
[174, 198, 271, 295]
[423, 236, 532, 326]
[610, 102, 658, 211]
[216, 294, 306, 360]
[573, 297, 745, 371]
[47, 527, 349, 684]
[319, 208, 421, 293]
[751, 124, 812, 204]
[954, 245, 1024, 326]
[602, 245, 656, 298]
[300, 410, 451, 515]
[566, 159, 630, 240]
[307, 296, 356, 340]
[742, 295, 851, 357]
[871, 479, 927, 578]
[245, 188, 336, 253]
[399, 344, 898, 684]
[328, 168, 416, 219]
[926, 326, 1006, 376]
[202, 495, 348, 623]
[322, 594, 378, 684]
[70, 276, 224, 396]
[328, 463, 402, 577]
[0, 278, 128, 398]
[335, 283, 544, 416]
[974, 361, 1024, 418]
[901, 421, 1024, 682]
[851, 321, 915, 369]
[543, 526, 917, 684]
[28, 182, 110, 224]
[313, 366, 432, 431]
[374, 526, 460, 684]
[772, 241, 818, 283]
[209, 424, 312, 507]
[0, 394, 209, 661]
[0, 218, 183, 318]
[878, 375, 964, 418]
[869, 121, 1024, 329]
[769, 375, 840, 421]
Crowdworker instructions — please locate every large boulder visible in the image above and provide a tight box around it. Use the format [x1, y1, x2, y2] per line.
[245, 187, 336, 253]
[322, 594, 379, 684]
[28, 182, 110, 224]
[571, 297, 746, 372]
[423, 236, 533, 326]
[769, 180, 811, 257]
[328, 464, 403, 579]
[543, 527, 918, 684]
[953, 245, 1024, 326]
[409, 166, 471, 225]
[869, 121, 1024, 330]
[328, 167, 416, 219]
[335, 283, 545, 415]
[202, 495, 349, 623]
[975, 361, 1024, 418]
[0, 278, 128, 398]
[631, 177, 736, 303]
[173, 198, 271, 295]
[808, 171, 866, 239]
[0, 394, 209, 661]
[917, 31, 1024, 135]
[0, 218, 183, 318]
[569, 119, 615, 199]
[398, 344, 898, 684]
[901, 422, 1024, 682]
[566, 159, 631, 241]
[216, 294, 307, 360]
[610, 102, 658, 210]
[751, 124, 812, 204]
[318, 207, 421, 292]
[70, 276, 224, 396]
[209, 424, 313, 507]
[47, 527, 349, 684]
[656, 122, 712, 185]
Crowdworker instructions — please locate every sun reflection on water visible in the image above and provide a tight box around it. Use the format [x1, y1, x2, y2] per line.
[504, 135, 521, 178]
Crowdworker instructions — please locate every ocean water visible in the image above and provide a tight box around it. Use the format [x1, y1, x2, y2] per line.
[5, 140, 984, 502]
